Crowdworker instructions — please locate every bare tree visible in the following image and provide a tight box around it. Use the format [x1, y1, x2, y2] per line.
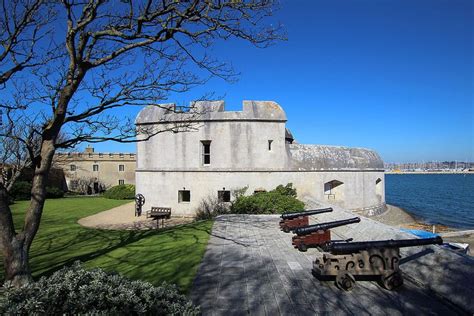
[0, 0, 284, 286]
[0, 0, 55, 86]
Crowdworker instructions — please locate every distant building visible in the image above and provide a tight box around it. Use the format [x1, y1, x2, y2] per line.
[55, 146, 136, 194]
[135, 101, 385, 216]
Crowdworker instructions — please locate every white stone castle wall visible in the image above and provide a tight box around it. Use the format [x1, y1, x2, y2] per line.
[136, 170, 385, 216]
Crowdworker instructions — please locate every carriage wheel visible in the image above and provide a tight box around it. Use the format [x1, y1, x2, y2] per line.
[381, 271, 403, 290]
[336, 272, 355, 291]
[298, 243, 308, 252]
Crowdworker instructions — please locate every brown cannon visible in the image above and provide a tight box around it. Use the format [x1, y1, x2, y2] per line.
[312, 236, 443, 291]
[279, 208, 333, 233]
[292, 217, 360, 251]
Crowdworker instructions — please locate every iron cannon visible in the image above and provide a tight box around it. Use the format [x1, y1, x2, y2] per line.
[279, 208, 333, 233]
[313, 236, 443, 291]
[292, 217, 360, 251]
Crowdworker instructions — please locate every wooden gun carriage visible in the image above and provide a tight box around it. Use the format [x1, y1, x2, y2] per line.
[312, 236, 443, 291]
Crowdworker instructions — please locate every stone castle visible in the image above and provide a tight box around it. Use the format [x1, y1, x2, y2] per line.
[135, 101, 385, 216]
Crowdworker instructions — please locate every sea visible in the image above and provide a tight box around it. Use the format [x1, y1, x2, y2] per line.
[385, 174, 474, 229]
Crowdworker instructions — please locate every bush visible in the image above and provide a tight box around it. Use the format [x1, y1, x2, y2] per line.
[195, 195, 230, 220]
[231, 183, 304, 214]
[46, 186, 65, 199]
[0, 262, 199, 315]
[9, 182, 64, 201]
[103, 184, 135, 200]
[9, 181, 31, 201]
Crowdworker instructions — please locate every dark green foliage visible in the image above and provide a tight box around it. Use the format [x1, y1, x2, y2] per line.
[231, 183, 305, 214]
[0, 262, 199, 315]
[9, 181, 31, 201]
[10, 181, 64, 200]
[103, 184, 135, 200]
[273, 183, 297, 198]
[46, 186, 65, 199]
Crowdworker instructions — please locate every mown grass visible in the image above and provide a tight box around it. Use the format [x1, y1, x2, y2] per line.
[1, 197, 213, 293]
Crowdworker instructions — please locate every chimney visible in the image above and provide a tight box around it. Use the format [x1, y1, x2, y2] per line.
[85, 146, 94, 154]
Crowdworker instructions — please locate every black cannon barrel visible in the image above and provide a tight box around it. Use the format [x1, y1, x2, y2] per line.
[325, 236, 443, 254]
[294, 217, 360, 236]
[281, 208, 333, 220]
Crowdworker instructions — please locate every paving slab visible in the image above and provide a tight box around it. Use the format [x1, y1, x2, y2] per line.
[191, 215, 469, 315]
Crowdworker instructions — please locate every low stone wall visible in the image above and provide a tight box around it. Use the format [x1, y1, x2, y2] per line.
[351, 203, 387, 217]
[303, 197, 474, 313]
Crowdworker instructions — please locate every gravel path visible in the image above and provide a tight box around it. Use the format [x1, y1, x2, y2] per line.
[77, 202, 193, 230]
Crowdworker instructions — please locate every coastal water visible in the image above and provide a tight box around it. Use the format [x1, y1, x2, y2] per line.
[385, 174, 474, 229]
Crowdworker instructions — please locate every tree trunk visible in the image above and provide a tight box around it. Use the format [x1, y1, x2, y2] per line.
[2, 236, 32, 287]
[0, 141, 56, 287]
[0, 184, 32, 287]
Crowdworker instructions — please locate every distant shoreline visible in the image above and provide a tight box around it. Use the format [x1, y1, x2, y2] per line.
[385, 171, 473, 175]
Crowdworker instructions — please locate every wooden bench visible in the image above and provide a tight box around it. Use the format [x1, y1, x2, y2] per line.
[146, 207, 171, 228]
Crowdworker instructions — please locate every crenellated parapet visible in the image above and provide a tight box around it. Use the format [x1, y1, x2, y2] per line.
[135, 100, 287, 125]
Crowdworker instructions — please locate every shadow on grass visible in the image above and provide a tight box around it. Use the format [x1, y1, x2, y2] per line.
[23, 221, 214, 293]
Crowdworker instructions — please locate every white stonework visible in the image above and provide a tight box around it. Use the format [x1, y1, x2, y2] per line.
[135, 101, 385, 216]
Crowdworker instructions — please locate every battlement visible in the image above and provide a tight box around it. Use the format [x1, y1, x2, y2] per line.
[135, 100, 287, 124]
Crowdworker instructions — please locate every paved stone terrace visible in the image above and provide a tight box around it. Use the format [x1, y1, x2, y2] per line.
[190, 215, 463, 316]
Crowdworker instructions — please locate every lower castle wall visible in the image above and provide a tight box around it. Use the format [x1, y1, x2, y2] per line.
[136, 170, 385, 216]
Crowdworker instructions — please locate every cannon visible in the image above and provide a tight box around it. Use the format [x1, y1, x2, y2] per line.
[279, 208, 333, 233]
[312, 236, 443, 291]
[292, 217, 360, 251]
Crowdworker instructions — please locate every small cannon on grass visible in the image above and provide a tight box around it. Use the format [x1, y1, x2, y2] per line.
[279, 208, 333, 233]
[292, 217, 360, 251]
[312, 236, 443, 291]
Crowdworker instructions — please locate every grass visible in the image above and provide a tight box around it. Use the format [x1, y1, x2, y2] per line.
[1, 197, 213, 293]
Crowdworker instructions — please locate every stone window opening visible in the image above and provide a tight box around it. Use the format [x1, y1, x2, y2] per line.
[268, 140, 273, 151]
[93, 164, 99, 172]
[119, 164, 125, 171]
[99, 153, 103, 158]
[70, 164, 76, 171]
[201, 140, 211, 165]
[375, 178, 383, 201]
[324, 180, 344, 201]
[218, 189, 231, 202]
[118, 179, 124, 185]
[178, 189, 191, 203]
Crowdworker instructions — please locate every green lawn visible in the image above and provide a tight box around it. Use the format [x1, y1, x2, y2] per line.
[1, 197, 213, 293]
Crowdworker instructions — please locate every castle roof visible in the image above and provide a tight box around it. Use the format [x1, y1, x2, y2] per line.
[288, 144, 384, 170]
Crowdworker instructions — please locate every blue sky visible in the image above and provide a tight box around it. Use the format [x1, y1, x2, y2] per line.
[91, 0, 473, 163]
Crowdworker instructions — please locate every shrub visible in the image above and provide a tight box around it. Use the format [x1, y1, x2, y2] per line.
[231, 183, 304, 214]
[103, 184, 135, 200]
[273, 183, 297, 198]
[0, 262, 199, 315]
[195, 195, 230, 220]
[9, 182, 64, 201]
[46, 186, 65, 199]
[9, 181, 31, 201]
